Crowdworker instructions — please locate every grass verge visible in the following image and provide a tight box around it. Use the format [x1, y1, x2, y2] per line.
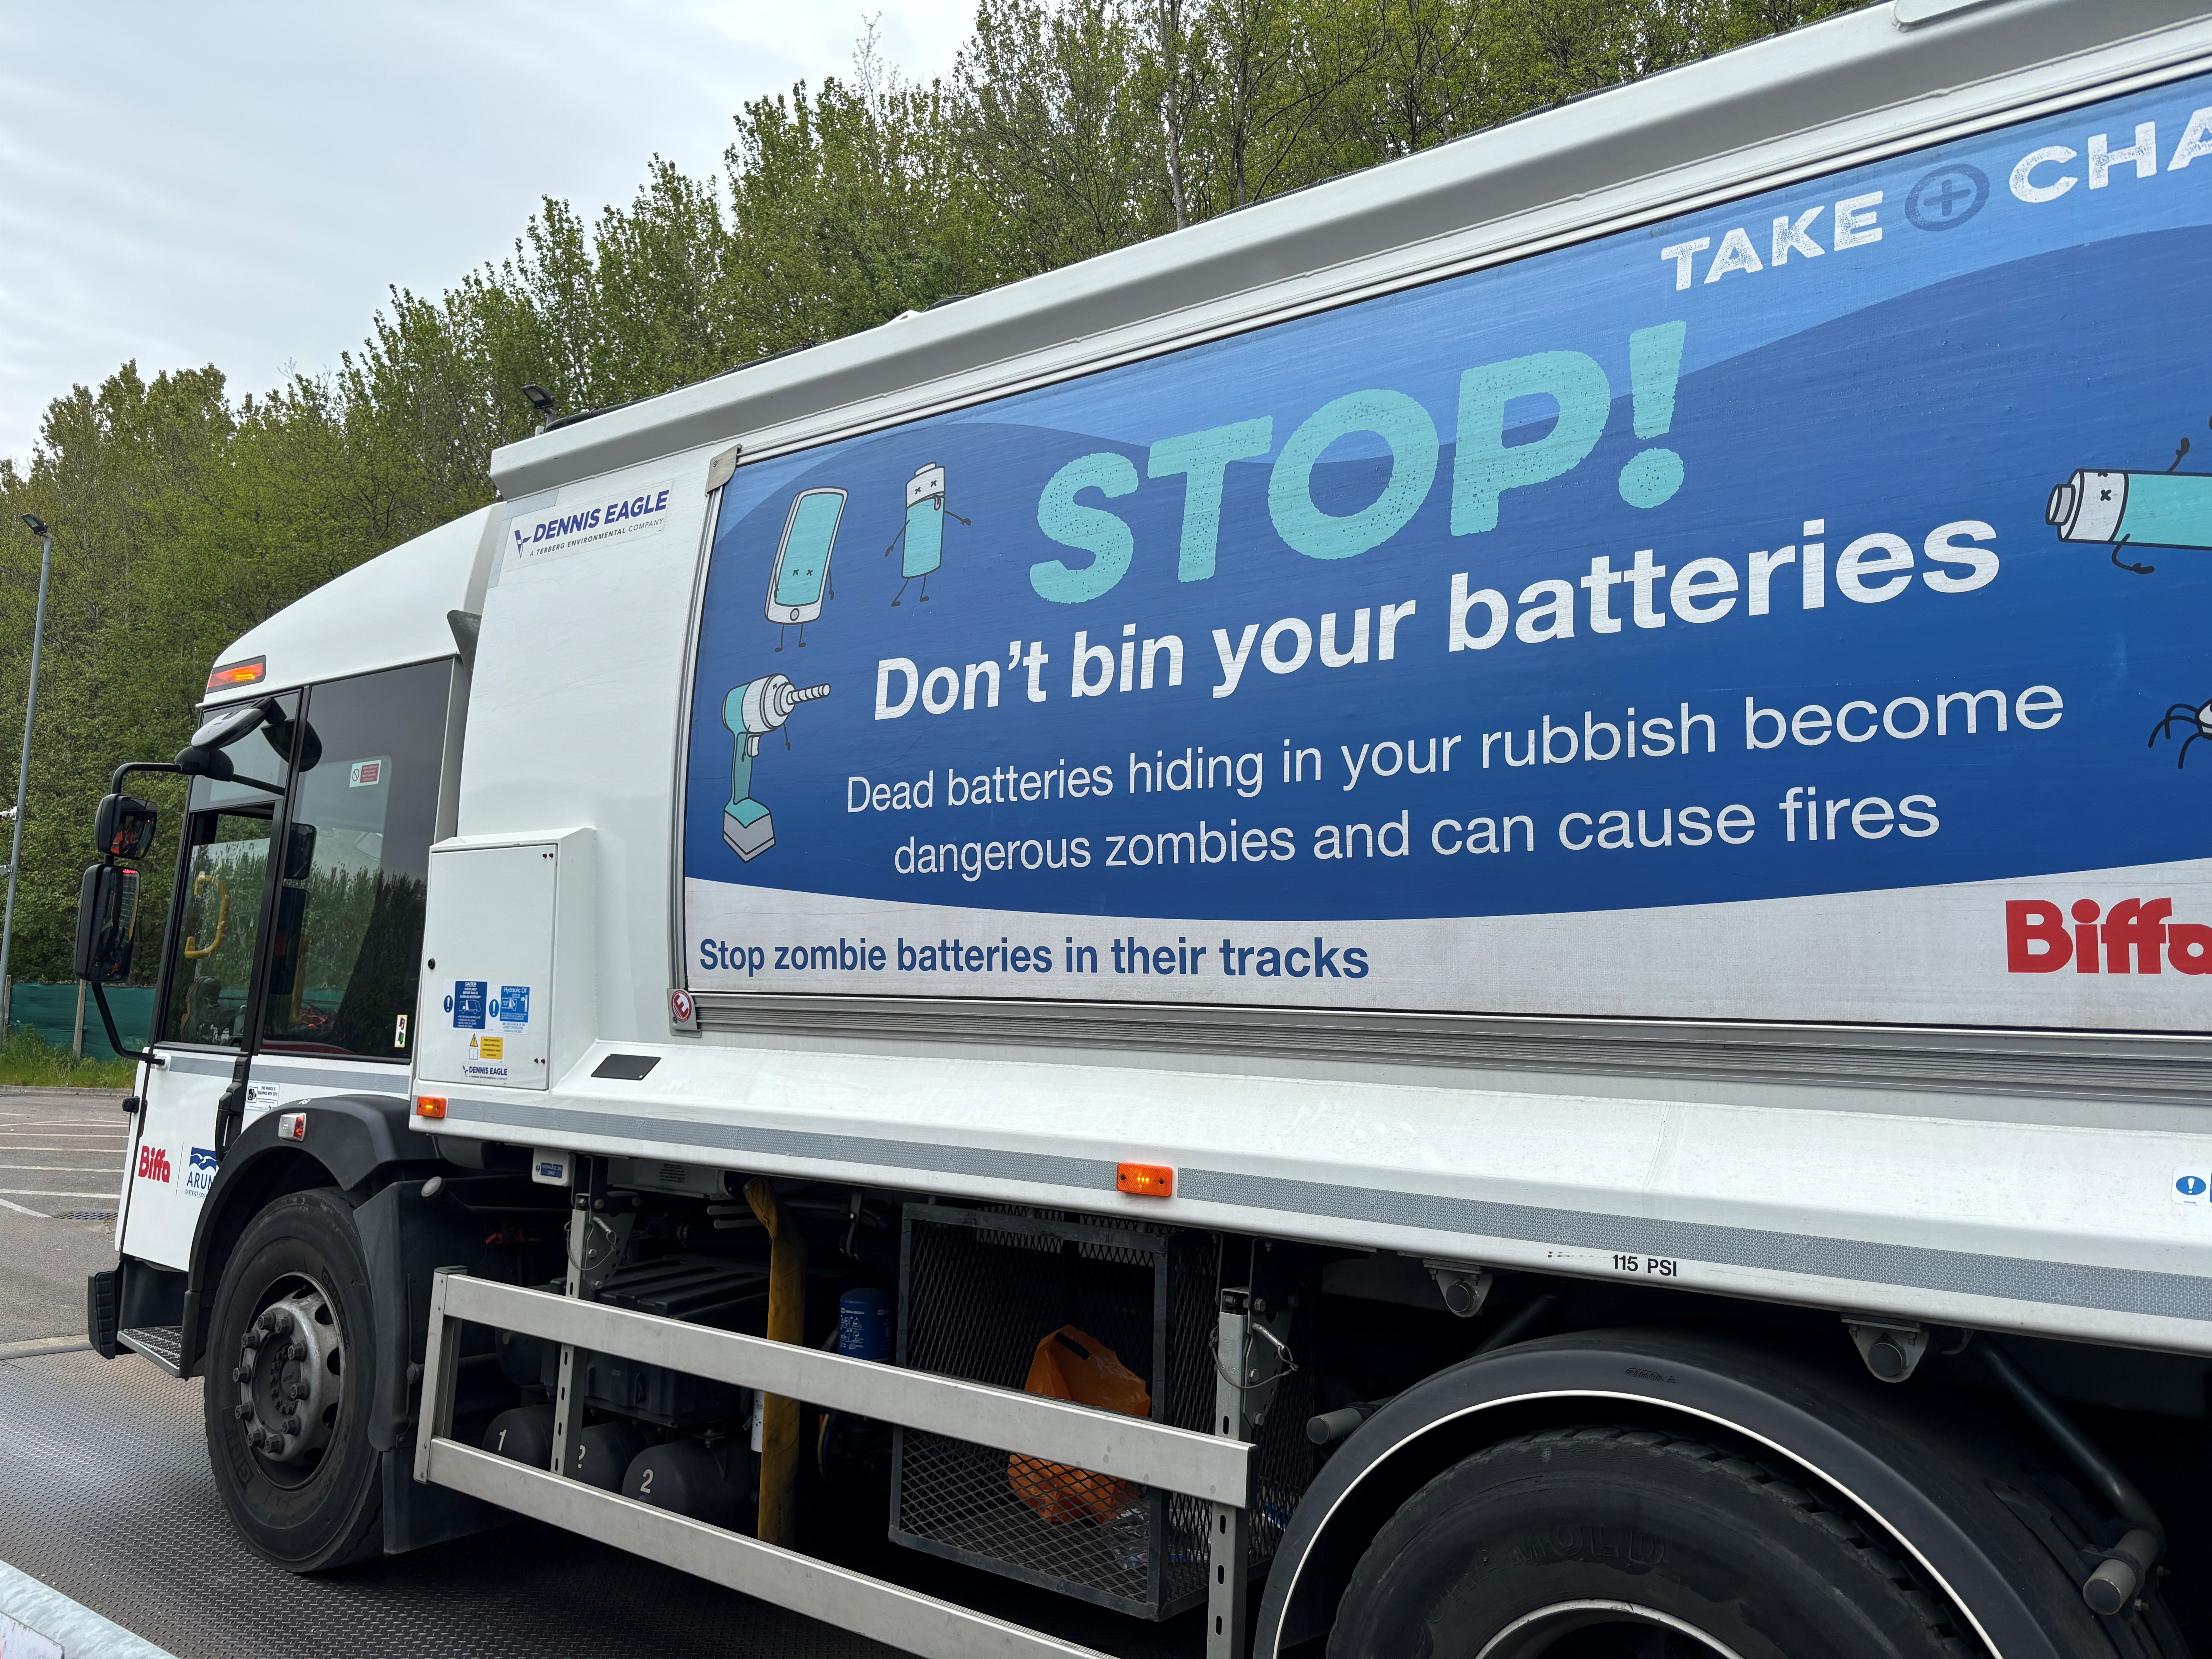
[0, 1026, 137, 1089]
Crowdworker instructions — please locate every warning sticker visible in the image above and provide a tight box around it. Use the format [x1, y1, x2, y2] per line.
[448, 981, 486, 1029]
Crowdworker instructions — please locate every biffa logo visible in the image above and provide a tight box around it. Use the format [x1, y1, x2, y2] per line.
[2004, 898, 2212, 974]
[136, 1145, 172, 1183]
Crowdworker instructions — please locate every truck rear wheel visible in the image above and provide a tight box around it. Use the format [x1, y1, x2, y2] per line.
[1328, 1425, 1974, 1659]
[203, 1188, 384, 1571]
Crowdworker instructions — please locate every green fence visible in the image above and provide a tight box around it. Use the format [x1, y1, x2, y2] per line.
[4, 983, 155, 1059]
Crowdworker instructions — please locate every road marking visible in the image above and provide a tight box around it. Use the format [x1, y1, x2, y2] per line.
[0, 1197, 52, 1218]
[0, 1166, 116, 1174]
[0, 1190, 118, 1200]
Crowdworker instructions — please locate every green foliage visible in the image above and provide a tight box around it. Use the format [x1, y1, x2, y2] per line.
[0, 1027, 134, 1091]
[0, 0, 1864, 983]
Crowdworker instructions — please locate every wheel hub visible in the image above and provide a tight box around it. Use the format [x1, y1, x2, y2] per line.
[232, 1279, 342, 1469]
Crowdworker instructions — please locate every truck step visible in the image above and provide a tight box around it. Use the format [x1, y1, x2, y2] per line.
[117, 1326, 184, 1377]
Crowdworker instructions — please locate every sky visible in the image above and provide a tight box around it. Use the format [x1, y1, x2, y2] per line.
[0, 1, 975, 464]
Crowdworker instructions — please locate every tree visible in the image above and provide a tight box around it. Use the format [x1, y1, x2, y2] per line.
[0, 0, 1869, 983]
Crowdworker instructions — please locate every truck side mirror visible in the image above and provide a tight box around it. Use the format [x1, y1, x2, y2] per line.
[175, 698, 288, 794]
[262, 709, 321, 772]
[73, 863, 140, 986]
[173, 743, 236, 781]
[93, 793, 156, 860]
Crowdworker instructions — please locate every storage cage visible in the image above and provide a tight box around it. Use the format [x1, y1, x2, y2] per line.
[890, 1205, 1314, 1620]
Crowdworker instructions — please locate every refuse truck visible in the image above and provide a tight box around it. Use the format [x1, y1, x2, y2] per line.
[73, 3, 2212, 1653]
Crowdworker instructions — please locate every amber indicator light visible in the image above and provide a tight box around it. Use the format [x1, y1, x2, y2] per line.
[202, 659, 262, 690]
[1116, 1162, 1173, 1198]
[414, 1095, 448, 1120]
[206, 655, 266, 691]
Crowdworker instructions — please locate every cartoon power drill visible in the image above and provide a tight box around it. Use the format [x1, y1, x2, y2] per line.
[721, 673, 830, 861]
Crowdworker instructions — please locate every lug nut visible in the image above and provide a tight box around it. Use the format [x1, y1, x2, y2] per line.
[234, 1403, 252, 1420]
[290, 1342, 308, 1362]
[232, 1365, 250, 1383]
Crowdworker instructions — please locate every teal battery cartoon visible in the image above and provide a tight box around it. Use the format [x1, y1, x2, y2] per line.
[766, 487, 843, 650]
[884, 463, 969, 606]
[721, 672, 830, 861]
[2047, 469, 2212, 560]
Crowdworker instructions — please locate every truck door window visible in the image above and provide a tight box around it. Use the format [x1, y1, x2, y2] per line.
[259, 661, 451, 1061]
[160, 812, 274, 1048]
[155, 696, 303, 1049]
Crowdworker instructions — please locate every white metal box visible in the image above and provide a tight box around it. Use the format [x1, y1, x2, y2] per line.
[417, 831, 595, 1091]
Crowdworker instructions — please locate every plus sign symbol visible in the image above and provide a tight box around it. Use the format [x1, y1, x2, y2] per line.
[1905, 163, 1990, 232]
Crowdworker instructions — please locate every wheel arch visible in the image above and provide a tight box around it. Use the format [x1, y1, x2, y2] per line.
[1256, 1326, 2071, 1659]
[180, 1094, 436, 1377]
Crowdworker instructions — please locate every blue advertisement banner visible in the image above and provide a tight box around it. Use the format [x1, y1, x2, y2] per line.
[683, 71, 2212, 1027]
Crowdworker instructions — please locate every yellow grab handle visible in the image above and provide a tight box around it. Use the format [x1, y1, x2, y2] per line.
[182, 873, 229, 960]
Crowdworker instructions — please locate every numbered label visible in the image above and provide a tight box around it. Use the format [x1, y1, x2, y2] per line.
[1611, 1254, 1680, 1278]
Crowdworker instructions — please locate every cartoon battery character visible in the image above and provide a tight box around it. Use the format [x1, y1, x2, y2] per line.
[883, 463, 970, 606]
[721, 672, 830, 861]
[2047, 467, 2212, 571]
[766, 487, 843, 650]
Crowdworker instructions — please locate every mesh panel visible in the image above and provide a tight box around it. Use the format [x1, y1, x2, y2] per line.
[891, 1208, 1312, 1621]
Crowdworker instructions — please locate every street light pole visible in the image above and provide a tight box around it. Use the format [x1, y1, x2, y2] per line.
[0, 515, 55, 1038]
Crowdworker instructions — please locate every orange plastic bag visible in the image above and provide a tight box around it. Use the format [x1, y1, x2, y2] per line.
[1006, 1326, 1152, 1523]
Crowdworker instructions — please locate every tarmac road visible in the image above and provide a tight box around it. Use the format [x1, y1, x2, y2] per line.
[0, 1087, 131, 1343]
[0, 1087, 1203, 1659]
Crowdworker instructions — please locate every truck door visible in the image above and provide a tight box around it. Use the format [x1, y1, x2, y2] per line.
[120, 663, 455, 1271]
[249, 660, 452, 1109]
[121, 696, 299, 1270]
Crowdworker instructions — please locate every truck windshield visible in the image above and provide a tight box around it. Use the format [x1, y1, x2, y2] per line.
[258, 660, 450, 1061]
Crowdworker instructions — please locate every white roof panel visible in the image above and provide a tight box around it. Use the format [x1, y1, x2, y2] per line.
[208, 506, 498, 703]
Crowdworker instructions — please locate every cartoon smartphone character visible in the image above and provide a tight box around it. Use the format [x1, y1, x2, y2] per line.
[766, 487, 844, 649]
[884, 463, 969, 606]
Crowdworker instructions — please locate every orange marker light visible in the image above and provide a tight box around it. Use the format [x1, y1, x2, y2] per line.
[206, 655, 266, 692]
[414, 1095, 447, 1120]
[1116, 1162, 1173, 1198]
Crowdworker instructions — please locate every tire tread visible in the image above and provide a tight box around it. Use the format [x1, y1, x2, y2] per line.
[1337, 1422, 1982, 1659]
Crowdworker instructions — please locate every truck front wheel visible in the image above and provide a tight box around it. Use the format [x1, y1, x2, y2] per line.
[203, 1188, 384, 1570]
[1328, 1425, 1973, 1659]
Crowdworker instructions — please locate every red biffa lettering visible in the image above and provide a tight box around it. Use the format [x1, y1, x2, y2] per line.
[2005, 897, 2212, 975]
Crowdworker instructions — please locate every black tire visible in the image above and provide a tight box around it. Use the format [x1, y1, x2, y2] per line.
[204, 1188, 384, 1571]
[1329, 1425, 1976, 1659]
